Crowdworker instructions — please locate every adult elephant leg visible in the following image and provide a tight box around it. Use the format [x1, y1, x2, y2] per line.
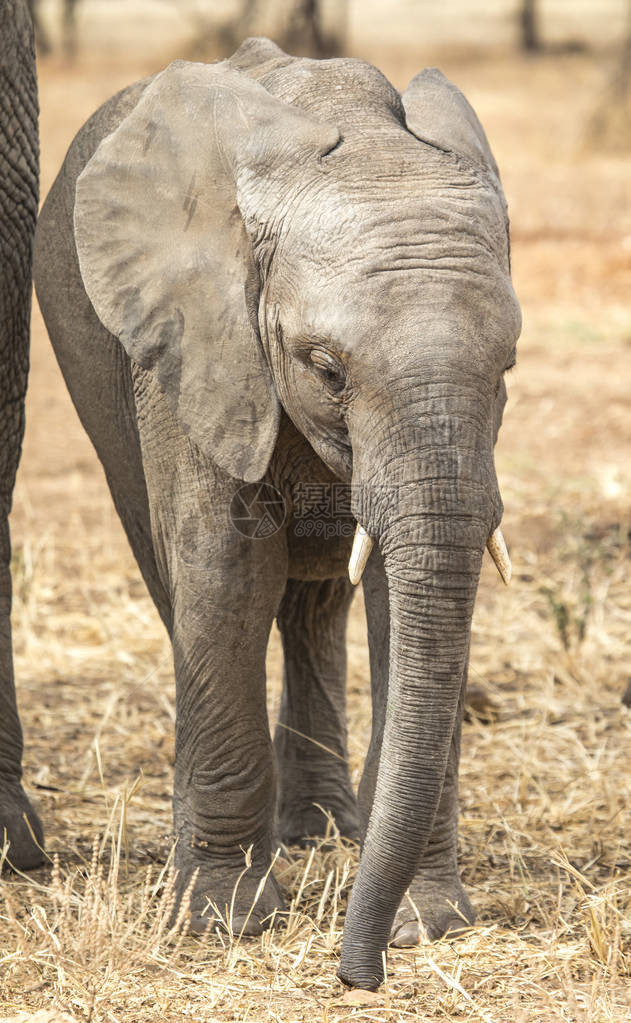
[0, 516, 44, 870]
[274, 576, 359, 845]
[0, 0, 43, 871]
[359, 549, 473, 947]
[135, 374, 288, 934]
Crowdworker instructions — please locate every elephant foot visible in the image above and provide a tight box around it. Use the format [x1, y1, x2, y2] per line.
[389, 877, 475, 947]
[277, 792, 360, 847]
[0, 782, 46, 871]
[172, 848, 286, 936]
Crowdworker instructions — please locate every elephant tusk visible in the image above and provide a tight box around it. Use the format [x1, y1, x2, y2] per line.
[348, 524, 374, 585]
[487, 526, 512, 585]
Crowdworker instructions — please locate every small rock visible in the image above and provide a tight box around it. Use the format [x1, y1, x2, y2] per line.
[274, 855, 292, 874]
[339, 988, 383, 1006]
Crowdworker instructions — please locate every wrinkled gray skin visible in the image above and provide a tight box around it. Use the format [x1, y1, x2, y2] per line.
[0, 0, 43, 871]
[33, 38, 520, 989]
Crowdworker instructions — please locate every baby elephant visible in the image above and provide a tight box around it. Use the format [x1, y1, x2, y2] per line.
[32, 38, 520, 989]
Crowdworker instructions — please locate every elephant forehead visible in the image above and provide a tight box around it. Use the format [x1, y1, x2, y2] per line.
[266, 139, 518, 356]
[276, 170, 508, 280]
[291, 276, 520, 360]
[274, 198, 517, 346]
[283, 246, 519, 379]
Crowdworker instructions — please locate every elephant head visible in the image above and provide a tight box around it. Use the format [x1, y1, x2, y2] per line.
[73, 39, 520, 988]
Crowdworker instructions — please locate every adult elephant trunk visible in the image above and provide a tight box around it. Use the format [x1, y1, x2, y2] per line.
[339, 398, 499, 989]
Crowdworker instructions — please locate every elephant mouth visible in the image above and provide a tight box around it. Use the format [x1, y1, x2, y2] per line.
[348, 522, 512, 586]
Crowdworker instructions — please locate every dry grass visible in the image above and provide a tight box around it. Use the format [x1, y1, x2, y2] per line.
[6, 519, 630, 1022]
[1, 17, 631, 1023]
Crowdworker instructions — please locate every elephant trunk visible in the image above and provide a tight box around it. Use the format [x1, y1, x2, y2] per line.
[339, 405, 497, 989]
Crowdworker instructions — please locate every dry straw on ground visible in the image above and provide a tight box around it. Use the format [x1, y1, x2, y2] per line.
[2, 20, 631, 1023]
[5, 524, 629, 1022]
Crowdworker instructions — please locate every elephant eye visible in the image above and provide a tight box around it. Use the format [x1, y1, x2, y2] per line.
[496, 348, 517, 395]
[309, 348, 347, 395]
[504, 347, 517, 373]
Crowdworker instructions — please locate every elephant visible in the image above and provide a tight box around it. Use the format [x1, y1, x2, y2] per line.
[32, 37, 520, 990]
[0, 0, 44, 872]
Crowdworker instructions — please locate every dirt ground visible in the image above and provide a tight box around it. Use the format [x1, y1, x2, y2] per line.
[1, 15, 630, 1023]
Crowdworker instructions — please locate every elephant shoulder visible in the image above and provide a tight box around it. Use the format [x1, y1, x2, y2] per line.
[35, 76, 156, 288]
[47, 76, 157, 220]
[33, 76, 157, 353]
[75, 77, 158, 167]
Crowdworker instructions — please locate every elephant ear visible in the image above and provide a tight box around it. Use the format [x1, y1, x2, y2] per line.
[402, 68, 500, 183]
[74, 59, 339, 482]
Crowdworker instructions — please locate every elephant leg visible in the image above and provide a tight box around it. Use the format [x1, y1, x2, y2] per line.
[274, 576, 359, 846]
[359, 548, 473, 947]
[170, 547, 287, 934]
[134, 373, 288, 935]
[0, 515, 45, 870]
[0, 1, 42, 871]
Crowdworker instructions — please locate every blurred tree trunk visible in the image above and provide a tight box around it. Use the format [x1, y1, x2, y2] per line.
[27, 0, 79, 59]
[182, 0, 347, 61]
[27, 0, 52, 55]
[519, 0, 541, 52]
[586, 0, 631, 149]
[285, 0, 346, 56]
[62, 0, 79, 60]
